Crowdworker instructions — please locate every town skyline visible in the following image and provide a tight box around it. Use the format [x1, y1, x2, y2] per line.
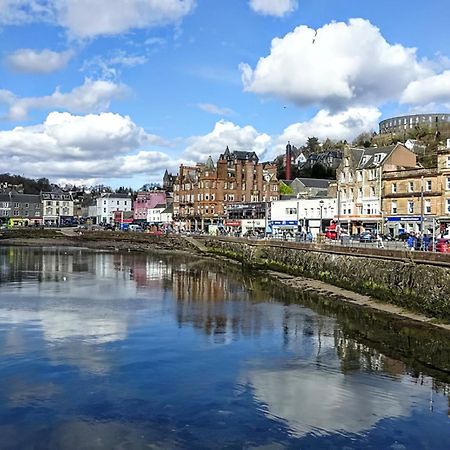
[1, 0, 449, 188]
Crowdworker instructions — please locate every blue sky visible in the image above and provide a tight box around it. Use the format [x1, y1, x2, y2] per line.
[0, 0, 449, 188]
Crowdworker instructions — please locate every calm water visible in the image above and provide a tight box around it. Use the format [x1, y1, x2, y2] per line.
[0, 247, 450, 449]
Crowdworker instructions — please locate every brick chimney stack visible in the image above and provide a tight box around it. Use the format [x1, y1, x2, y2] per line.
[285, 141, 292, 181]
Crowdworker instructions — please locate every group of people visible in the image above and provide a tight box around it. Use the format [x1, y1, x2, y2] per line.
[406, 232, 431, 251]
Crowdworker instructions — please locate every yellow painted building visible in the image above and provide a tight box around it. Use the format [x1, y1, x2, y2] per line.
[382, 147, 450, 235]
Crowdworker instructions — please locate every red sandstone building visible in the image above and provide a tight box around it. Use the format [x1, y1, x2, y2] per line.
[173, 147, 279, 230]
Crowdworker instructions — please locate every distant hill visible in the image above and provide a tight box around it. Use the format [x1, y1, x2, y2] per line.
[0, 174, 52, 194]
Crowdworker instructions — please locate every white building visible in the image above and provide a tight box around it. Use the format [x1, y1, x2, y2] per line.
[271, 197, 337, 237]
[96, 193, 132, 224]
[147, 204, 166, 224]
[160, 205, 173, 225]
[41, 191, 74, 226]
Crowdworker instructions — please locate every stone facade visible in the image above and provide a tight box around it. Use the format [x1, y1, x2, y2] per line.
[336, 143, 417, 234]
[379, 113, 450, 134]
[382, 148, 450, 234]
[173, 148, 279, 229]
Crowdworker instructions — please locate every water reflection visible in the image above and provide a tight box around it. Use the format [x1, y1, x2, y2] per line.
[0, 246, 450, 448]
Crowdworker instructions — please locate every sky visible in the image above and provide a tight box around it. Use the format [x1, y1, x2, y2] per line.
[0, 0, 450, 189]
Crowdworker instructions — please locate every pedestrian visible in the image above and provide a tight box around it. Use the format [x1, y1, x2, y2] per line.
[407, 232, 416, 251]
[376, 233, 384, 249]
[306, 230, 313, 242]
[423, 233, 430, 251]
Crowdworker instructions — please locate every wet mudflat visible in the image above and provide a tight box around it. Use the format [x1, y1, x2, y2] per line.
[0, 246, 449, 449]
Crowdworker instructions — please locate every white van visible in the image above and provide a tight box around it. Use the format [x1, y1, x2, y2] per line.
[128, 224, 142, 232]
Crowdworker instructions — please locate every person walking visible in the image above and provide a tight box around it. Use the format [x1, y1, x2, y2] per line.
[376, 233, 384, 249]
[407, 232, 416, 251]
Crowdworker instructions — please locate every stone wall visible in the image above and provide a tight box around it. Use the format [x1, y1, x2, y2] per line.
[203, 238, 450, 320]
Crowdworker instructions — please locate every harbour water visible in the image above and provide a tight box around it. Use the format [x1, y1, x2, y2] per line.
[0, 246, 449, 449]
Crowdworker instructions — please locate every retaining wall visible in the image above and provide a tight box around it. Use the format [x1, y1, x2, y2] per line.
[202, 237, 450, 320]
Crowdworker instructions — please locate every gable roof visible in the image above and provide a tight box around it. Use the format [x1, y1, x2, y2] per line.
[357, 145, 396, 169]
[296, 178, 331, 189]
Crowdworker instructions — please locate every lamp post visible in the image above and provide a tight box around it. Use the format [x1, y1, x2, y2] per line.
[264, 173, 271, 239]
[319, 199, 324, 235]
[252, 206, 256, 234]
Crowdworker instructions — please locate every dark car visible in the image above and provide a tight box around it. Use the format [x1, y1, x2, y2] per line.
[359, 231, 375, 242]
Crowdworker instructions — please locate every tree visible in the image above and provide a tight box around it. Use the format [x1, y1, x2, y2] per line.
[279, 181, 294, 195]
[353, 132, 373, 148]
[305, 137, 321, 155]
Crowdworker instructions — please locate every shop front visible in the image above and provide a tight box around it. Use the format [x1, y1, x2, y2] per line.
[271, 220, 298, 237]
[385, 216, 422, 236]
[224, 219, 241, 236]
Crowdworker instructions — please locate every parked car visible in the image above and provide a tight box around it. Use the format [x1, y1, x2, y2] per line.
[359, 231, 375, 242]
[429, 238, 450, 253]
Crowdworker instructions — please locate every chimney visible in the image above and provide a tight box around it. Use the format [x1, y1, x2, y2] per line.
[285, 141, 292, 180]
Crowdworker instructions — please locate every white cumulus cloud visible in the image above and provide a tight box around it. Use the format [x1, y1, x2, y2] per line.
[249, 0, 297, 17]
[0, 0, 196, 38]
[0, 111, 176, 183]
[240, 18, 429, 110]
[0, 78, 128, 121]
[183, 119, 271, 161]
[6, 48, 73, 73]
[401, 70, 450, 106]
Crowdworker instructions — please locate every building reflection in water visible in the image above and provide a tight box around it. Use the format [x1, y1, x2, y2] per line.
[0, 246, 449, 423]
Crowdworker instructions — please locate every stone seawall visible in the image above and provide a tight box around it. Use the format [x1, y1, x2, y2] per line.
[203, 237, 450, 320]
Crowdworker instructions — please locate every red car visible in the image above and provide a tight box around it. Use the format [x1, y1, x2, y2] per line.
[429, 238, 450, 252]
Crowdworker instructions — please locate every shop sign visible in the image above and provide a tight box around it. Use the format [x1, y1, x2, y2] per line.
[271, 220, 298, 226]
[386, 216, 421, 222]
[225, 220, 241, 227]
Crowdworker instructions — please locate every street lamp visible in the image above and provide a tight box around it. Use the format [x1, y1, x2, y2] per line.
[252, 206, 256, 234]
[319, 200, 324, 234]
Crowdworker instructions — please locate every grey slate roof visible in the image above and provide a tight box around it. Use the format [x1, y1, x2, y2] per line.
[0, 193, 41, 203]
[356, 145, 396, 169]
[296, 178, 331, 188]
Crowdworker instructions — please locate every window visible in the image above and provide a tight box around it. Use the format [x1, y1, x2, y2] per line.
[117, 201, 120, 205]
[408, 201, 414, 214]
[370, 186, 375, 197]
[447, 199, 450, 213]
[14, 202, 19, 207]
[391, 201, 397, 214]
[426, 180, 432, 191]
[392, 183, 397, 193]
[425, 200, 431, 214]
[13, 210, 19, 216]
[408, 181, 414, 192]
[358, 187, 362, 198]
[357, 171, 362, 181]
[447, 178, 450, 191]
[285, 208, 297, 215]
[447, 156, 450, 168]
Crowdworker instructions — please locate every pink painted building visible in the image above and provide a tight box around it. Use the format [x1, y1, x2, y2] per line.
[133, 191, 167, 221]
